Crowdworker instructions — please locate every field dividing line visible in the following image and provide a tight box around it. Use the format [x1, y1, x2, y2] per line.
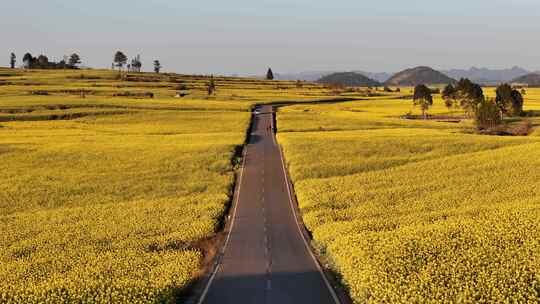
[277, 133, 341, 304]
[197, 142, 248, 304]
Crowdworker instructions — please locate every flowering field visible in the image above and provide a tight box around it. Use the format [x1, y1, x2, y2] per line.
[1, 68, 330, 303]
[278, 92, 540, 302]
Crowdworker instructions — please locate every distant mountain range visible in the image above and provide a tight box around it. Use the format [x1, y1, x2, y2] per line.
[275, 67, 535, 85]
[440, 66, 529, 85]
[511, 73, 540, 86]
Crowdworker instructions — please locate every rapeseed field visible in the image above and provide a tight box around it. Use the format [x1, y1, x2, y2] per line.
[1, 68, 332, 303]
[278, 91, 540, 303]
[5, 66, 540, 302]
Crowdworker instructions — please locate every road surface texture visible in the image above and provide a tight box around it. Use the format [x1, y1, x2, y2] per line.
[199, 105, 340, 304]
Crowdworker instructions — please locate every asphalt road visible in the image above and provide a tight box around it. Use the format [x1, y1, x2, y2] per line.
[199, 105, 340, 304]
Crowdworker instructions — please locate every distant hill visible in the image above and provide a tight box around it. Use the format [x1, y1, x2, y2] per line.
[356, 71, 392, 83]
[275, 70, 391, 82]
[275, 71, 331, 81]
[511, 73, 540, 86]
[442, 66, 529, 85]
[273, 67, 532, 85]
[386, 66, 455, 86]
[317, 72, 381, 87]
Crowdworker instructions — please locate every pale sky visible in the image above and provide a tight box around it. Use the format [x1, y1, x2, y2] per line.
[2, 0, 540, 74]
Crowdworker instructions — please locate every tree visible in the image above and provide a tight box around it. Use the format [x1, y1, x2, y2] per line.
[37, 55, 49, 67]
[153, 60, 161, 73]
[266, 68, 274, 80]
[455, 78, 484, 117]
[207, 75, 216, 95]
[475, 98, 502, 130]
[68, 53, 81, 68]
[10, 53, 16, 69]
[22, 53, 33, 69]
[413, 84, 433, 119]
[130, 55, 142, 72]
[509, 89, 524, 116]
[113, 51, 128, 70]
[442, 83, 457, 110]
[495, 83, 523, 117]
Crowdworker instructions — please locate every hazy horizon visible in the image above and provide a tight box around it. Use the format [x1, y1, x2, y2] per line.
[2, 0, 540, 75]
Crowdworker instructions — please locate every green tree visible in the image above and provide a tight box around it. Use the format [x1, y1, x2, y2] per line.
[509, 89, 524, 116]
[207, 75, 216, 95]
[22, 53, 33, 69]
[455, 78, 484, 117]
[153, 60, 161, 73]
[68, 53, 81, 68]
[475, 98, 502, 130]
[495, 83, 523, 117]
[9, 53, 16, 69]
[36, 55, 49, 67]
[442, 83, 457, 110]
[413, 84, 433, 119]
[113, 51, 128, 70]
[266, 68, 274, 80]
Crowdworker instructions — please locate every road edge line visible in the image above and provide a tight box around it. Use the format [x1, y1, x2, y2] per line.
[196, 129, 250, 304]
[275, 115, 342, 304]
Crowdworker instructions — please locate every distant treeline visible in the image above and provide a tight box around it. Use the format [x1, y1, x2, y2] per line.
[10, 52, 82, 70]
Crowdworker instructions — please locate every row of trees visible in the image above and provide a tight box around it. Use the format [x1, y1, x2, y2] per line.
[9, 52, 81, 69]
[9, 51, 162, 73]
[413, 79, 525, 129]
[112, 51, 161, 73]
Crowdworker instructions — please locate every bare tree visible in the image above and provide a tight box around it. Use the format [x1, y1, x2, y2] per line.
[130, 55, 142, 72]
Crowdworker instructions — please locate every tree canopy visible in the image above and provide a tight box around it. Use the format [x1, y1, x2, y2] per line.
[9, 53, 16, 69]
[113, 51, 128, 70]
[413, 84, 433, 119]
[266, 68, 274, 80]
[37, 55, 49, 66]
[22, 53, 33, 68]
[442, 84, 457, 109]
[475, 98, 502, 130]
[68, 53, 81, 68]
[454, 78, 484, 116]
[153, 60, 161, 73]
[495, 83, 523, 117]
[18, 52, 75, 69]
